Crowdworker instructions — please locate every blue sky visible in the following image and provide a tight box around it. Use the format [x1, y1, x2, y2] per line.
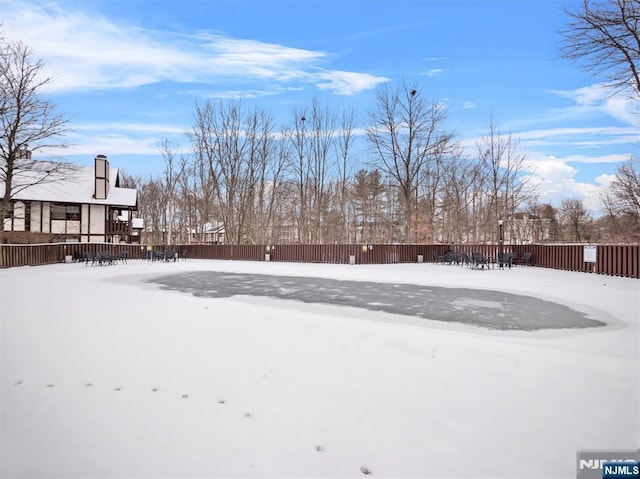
[2, 0, 638, 214]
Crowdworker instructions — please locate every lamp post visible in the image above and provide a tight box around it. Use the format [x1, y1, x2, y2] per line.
[498, 218, 504, 269]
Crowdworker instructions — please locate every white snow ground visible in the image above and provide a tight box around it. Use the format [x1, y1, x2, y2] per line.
[1, 260, 638, 479]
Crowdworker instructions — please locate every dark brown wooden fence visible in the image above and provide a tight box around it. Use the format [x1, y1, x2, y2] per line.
[1, 242, 638, 278]
[0, 243, 147, 268]
[509, 244, 640, 278]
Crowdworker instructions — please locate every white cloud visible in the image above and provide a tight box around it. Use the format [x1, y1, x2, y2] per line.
[594, 173, 616, 188]
[315, 70, 389, 96]
[462, 101, 476, 109]
[423, 69, 445, 77]
[523, 154, 608, 213]
[1, 0, 387, 96]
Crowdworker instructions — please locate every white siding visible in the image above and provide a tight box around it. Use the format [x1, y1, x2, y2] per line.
[90, 204, 105, 234]
[81, 204, 89, 234]
[42, 203, 50, 233]
[31, 202, 41, 232]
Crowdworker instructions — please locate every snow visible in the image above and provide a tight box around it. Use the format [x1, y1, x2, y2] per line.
[1, 260, 638, 478]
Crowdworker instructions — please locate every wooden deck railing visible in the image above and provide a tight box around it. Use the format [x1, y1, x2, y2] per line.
[1, 243, 638, 278]
[105, 220, 131, 235]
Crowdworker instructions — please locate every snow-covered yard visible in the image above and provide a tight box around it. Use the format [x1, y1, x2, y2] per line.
[1, 260, 638, 478]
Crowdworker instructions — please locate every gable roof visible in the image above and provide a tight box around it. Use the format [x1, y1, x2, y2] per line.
[2, 164, 137, 208]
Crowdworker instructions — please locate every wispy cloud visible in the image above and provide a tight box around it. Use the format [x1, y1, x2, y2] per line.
[423, 69, 445, 77]
[550, 84, 640, 127]
[344, 21, 431, 41]
[2, 0, 387, 96]
[517, 126, 640, 150]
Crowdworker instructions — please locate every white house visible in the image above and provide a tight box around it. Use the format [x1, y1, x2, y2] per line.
[2, 154, 141, 243]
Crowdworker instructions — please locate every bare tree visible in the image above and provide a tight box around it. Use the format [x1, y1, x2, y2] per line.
[0, 36, 72, 240]
[560, 0, 640, 99]
[560, 197, 593, 241]
[366, 81, 453, 243]
[476, 117, 533, 241]
[609, 156, 640, 216]
[438, 149, 481, 244]
[137, 176, 167, 244]
[600, 156, 640, 240]
[334, 107, 356, 243]
[190, 100, 284, 244]
[159, 139, 187, 246]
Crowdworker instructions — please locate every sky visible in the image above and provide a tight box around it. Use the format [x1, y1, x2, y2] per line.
[2, 0, 639, 215]
[1, 259, 638, 477]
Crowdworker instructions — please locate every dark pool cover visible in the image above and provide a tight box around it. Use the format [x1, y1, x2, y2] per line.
[147, 271, 606, 331]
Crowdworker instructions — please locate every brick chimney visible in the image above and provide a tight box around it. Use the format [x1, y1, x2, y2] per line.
[94, 154, 110, 200]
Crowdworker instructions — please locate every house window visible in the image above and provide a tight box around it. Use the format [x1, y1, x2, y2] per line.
[51, 203, 80, 221]
[3, 202, 13, 220]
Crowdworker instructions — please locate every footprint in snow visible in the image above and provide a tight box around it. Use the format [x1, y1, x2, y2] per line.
[360, 466, 372, 475]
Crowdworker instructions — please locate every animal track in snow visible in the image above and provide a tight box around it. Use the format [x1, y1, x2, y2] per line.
[360, 466, 372, 475]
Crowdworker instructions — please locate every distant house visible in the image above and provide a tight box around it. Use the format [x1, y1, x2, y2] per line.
[188, 222, 225, 244]
[509, 212, 552, 244]
[2, 154, 142, 243]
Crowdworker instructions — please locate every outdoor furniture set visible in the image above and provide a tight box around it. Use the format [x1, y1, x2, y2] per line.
[82, 251, 128, 266]
[149, 249, 188, 262]
[434, 250, 533, 269]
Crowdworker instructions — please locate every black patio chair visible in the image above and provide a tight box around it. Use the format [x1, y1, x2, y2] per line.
[442, 251, 459, 265]
[497, 252, 514, 269]
[83, 251, 95, 266]
[179, 249, 188, 261]
[117, 251, 128, 264]
[97, 251, 114, 265]
[514, 251, 533, 266]
[471, 252, 489, 269]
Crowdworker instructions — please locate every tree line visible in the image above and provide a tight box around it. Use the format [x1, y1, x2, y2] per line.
[124, 87, 638, 246]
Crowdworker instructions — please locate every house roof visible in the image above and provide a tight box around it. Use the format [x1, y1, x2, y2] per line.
[3, 164, 137, 208]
